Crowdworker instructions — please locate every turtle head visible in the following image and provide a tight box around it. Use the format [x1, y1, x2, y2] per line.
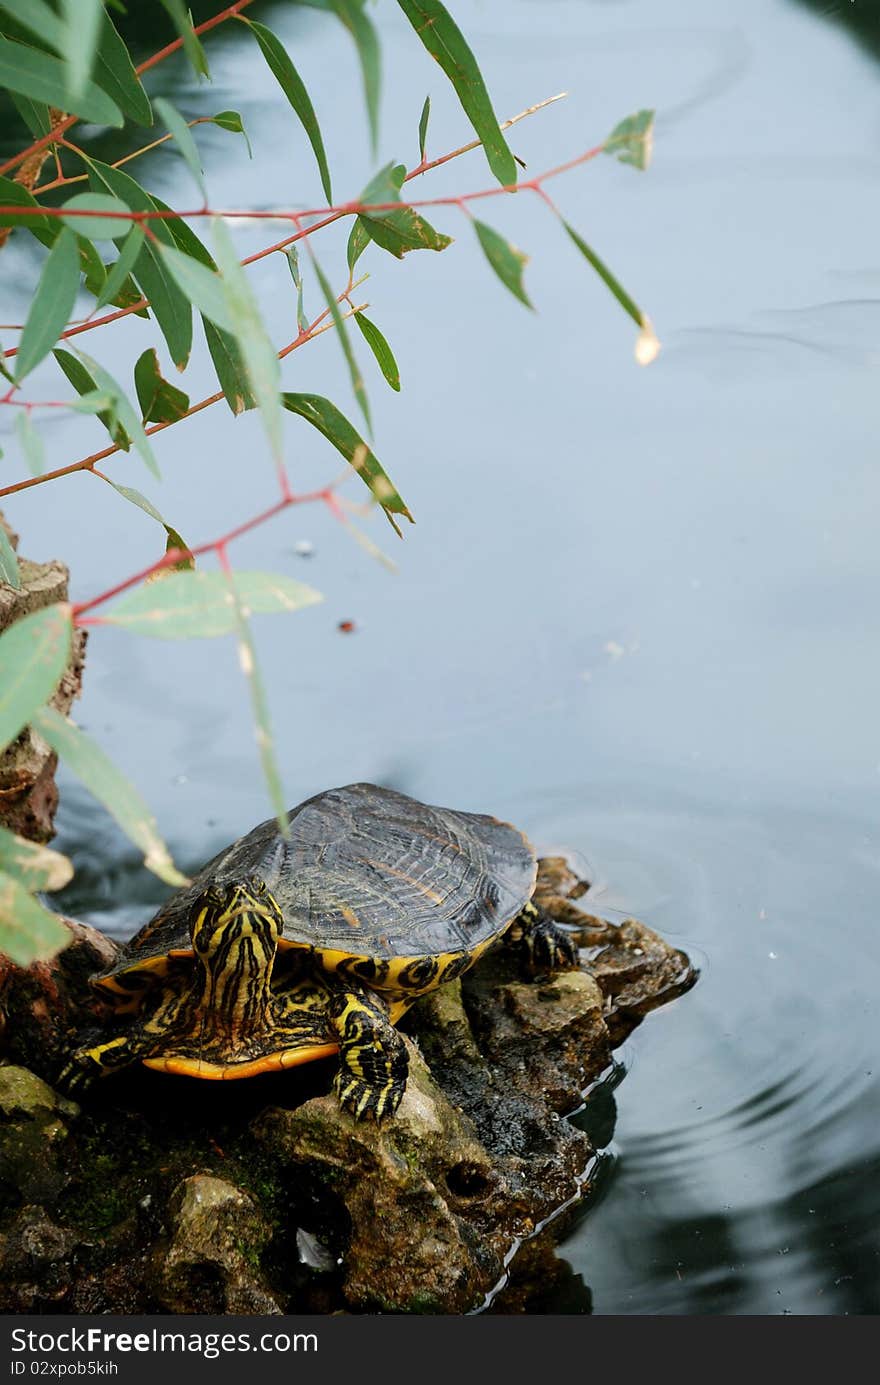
[190, 876, 283, 961]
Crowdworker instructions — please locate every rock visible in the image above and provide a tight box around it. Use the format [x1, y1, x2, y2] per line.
[0, 1066, 78, 1210]
[0, 1206, 78, 1311]
[0, 870, 696, 1314]
[153, 1175, 281, 1314]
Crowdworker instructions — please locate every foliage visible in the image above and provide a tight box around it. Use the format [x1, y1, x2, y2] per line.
[0, 0, 658, 965]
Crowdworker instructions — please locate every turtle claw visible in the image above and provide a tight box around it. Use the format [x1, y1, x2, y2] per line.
[516, 907, 580, 978]
[56, 1053, 100, 1097]
[334, 1071, 406, 1123]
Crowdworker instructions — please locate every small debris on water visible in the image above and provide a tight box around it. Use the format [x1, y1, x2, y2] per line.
[294, 540, 314, 558]
[337, 619, 356, 634]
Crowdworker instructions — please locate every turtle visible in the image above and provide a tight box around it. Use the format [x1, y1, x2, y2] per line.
[59, 783, 583, 1120]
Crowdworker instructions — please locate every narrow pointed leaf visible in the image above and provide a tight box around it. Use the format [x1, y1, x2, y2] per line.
[325, 0, 380, 153]
[104, 479, 193, 565]
[203, 319, 257, 415]
[473, 219, 532, 309]
[75, 349, 160, 476]
[87, 160, 193, 369]
[354, 312, 401, 391]
[94, 224, 145, 310]
[134, 348, 190, 424]
[61, 193, 133, 240]
[418, 93, 430, 162]
[282, 245, 308, 333]
[14, 228, 79, 383]
[32, 706, 188, 887]
[604, 109, 654, 171]
[222, 574, 288, 834]
[158, 242, 235, 333]
[0, 603, 72, 752]
[94, 9, 153, 126]
[310, 253, 370, 433]
[346, 217, 370, 272]
[154, 96, 206, 198]
[0, 870, 69, 966]
[54, 348, 130, 449]
[61, 0, 102, 100]
[14, 410, 45, 476]
[212, 218, 282, 462]
[245, 20, 332, 202]
[394, 0, 516, 186]
[0, 174, 52, 234]
[282, 392, 411, 528]
[0, 35, 122, 126]
[10, 91, 52, 138]
[0, 1, 63, 52]
[0, 525, 21, 590]
[207, 110, 252, 158]
[102, 570, 323, 640]
[562, 218, 658, 362]
[158, 0, 209, 79]
[0, 825, 73, 893]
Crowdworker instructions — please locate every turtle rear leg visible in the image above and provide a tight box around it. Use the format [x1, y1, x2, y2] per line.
[507, 901, 579, 977]
[326, 986, 408, 1122]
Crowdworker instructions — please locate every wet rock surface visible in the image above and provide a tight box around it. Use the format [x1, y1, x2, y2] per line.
[0, 874, 695, 1314]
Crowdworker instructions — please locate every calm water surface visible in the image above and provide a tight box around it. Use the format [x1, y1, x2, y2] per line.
[2, 0, 879, 1314]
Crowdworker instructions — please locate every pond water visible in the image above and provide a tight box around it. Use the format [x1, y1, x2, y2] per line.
[3, 0, 879, 1314]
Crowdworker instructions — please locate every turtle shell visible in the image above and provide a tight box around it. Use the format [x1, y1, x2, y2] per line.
[98, 783, 537, 991]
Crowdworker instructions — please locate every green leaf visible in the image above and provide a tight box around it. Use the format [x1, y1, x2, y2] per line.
[14, 410, 45, 476]
[0, 825, 73, 893]
[154, 96, 205, 198]
[33, 706, 188, 887]
[14, 228, 79, 383]
[222, 573, 288, 834]
[208, 110, 252, 158]
[0, 870, 69, 966]
[10, 91, 52, 138]
[0, 604, 72, 753]
[103, 479, 192, 562]
[282, 392, 411, 530]
[94, 9, 153, 126]
[325, 0, 380, 154]
[245, 20, 332, 203]
[418, 93, 430, 162]
[0, 34, 123, 127]
[282, 245, 307, 334]
[354, 312, 401, 391]
[212, 218, 282, 463]
[356, 161, 452, 259]
[0, 174, 53, 234]
[203, 319, 257, 416]
[87, 160, 192, 370]
[94, 224, 145, 310]
[61, 0, 102, 99]
[0, 525, 21, 590]
[473, 219, 532, 309]
[310, 253, 370, 434]
[0, 1, 63, 52]
[394, 0, 516, 186]
[61, 193, 133, 241]
[134, 348, 190, 424]
[346, 217, 371, 272]
[75, 349, 161, 476]
[561, 218, 659, 362]
[157, 242, 235, 334]
[54, 347, 131, 450]
[604, 109, 654, 171]
[103, 570, 322, 639]
[158, 0, 209, 79]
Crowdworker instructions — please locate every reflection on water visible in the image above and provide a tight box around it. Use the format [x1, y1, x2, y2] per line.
[4, 0, 880, 1313]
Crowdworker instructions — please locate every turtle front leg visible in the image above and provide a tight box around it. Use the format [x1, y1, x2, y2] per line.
[507, 901, 579, 977]
[57, 1024, 158, 1095]
[326, 985, 408, 1122]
